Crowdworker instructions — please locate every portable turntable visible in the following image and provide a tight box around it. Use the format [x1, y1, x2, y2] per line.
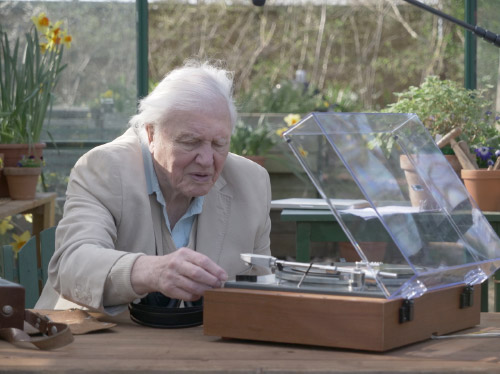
[204, 113, 500, 351]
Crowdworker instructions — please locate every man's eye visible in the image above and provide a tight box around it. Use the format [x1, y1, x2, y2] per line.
[213, 139, 228, 148]
[213, 142, 226, 148]
[180, 139, 199, 147]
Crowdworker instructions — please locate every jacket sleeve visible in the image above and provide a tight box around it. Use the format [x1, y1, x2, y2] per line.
[253, 165, 272, 256]
[48, 143, 143, 313]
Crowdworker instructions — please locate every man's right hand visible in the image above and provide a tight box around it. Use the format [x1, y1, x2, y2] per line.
[130, 247, 228, 301]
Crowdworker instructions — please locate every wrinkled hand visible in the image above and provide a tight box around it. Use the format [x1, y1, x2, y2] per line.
[130, 247, 228, 301]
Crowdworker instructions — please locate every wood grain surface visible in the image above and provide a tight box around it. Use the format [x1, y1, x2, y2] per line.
[1, 310, 499, 373]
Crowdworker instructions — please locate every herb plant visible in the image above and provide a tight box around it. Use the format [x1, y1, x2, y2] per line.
[383, 76, 499, 146]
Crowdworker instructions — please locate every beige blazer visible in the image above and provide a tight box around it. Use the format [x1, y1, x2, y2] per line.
[36, 128, 271, 312]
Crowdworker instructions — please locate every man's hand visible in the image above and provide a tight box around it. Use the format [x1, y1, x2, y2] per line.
[130, 248, 228, 301]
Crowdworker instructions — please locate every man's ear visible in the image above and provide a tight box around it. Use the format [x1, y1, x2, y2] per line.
[145, 124, 155, 144]
[145, 124, 155, 152]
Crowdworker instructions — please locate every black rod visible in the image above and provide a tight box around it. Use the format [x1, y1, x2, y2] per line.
[402, 0, 500, 47]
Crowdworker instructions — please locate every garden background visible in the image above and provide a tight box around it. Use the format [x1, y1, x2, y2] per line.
[0, 0, 499, 257]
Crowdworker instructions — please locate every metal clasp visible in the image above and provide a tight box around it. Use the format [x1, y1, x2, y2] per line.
[399, 299, 414, 323]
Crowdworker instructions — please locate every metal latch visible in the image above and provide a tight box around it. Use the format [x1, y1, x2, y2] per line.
[460, 285, 474, 309]
[399, 299, 414, 323]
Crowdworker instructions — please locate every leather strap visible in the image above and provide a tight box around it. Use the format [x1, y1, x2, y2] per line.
[0, 310, 73, 350]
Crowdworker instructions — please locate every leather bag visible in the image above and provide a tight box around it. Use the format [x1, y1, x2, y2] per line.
[0, 278, 73, 350]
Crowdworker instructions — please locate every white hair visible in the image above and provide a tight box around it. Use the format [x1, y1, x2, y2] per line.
[129, 60, 237, 134]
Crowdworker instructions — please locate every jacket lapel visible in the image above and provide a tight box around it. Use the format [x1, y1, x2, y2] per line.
[196, 174, 232, 264]
[149, 194, 165, 256]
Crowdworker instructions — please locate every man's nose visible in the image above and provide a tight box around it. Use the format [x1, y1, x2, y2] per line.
[196, 143, 214, 166]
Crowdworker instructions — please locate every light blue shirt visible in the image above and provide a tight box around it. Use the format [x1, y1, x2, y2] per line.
[141, 143, 204, 249]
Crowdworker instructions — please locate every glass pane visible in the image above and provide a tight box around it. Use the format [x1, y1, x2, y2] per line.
[1, 2, 136, 219]
[477, 1, 500, 112]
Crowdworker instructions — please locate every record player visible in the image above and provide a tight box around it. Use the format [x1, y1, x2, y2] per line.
[204, 113, 500, 351]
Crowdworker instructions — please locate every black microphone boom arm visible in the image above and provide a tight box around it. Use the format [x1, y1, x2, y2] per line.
[402, 0, 500, 47]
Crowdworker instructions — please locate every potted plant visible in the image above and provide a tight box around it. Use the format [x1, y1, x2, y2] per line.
[383, 77, 499, 210]
[230, 118, 275, 166]
[461, 144, 500, 211]
[383, 76, 499, 174]
[384, 76, 498, 144]
[3, 155, 45, 200]
[0, 12, 72, 196]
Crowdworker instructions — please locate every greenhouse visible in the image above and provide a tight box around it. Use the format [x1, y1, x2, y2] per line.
[1, 0, 500, 367]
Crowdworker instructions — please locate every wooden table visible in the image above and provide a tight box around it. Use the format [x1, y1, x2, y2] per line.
[0, 192, 56, 238]
[1, 311, 500, 373]
[281, 208, 500, 312]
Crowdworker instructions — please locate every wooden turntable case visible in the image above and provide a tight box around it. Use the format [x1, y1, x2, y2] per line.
[203, 284, 480, 352]
[203, 114, 494, 351]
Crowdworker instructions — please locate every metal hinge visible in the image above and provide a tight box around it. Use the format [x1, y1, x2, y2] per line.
[460, 285, 474, 309]
[399, 299, 414, 323]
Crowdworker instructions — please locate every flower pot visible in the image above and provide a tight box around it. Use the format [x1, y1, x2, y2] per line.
[461, 169, 500, 212]
[400, 154, 461, 209]
[3, 167, 41, 200]
[400, 154, 432, 209]
[445, 155, 462, 177]
[0, 143, 45, 197]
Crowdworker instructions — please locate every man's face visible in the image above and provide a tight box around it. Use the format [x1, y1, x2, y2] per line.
[147, 105, 232, 200]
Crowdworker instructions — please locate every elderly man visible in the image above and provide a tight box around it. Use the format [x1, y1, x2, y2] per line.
[36, 61, 272, 316]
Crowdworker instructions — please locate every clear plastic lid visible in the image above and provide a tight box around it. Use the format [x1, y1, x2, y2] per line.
[283, 112, 500, 299]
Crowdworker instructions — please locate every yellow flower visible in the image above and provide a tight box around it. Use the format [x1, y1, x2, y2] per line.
[24, 214, 33, 223]
[323, 101, 329, 108]
[11, 231, 32, 258]
[0, 217, 14, 235]
[32, 13, 50, 34]
[62, 32, 72, 48]
[52, 21, 63, 33]
[298, 146, 309, 157]
[40, 42, 48, 54]
[275, 127, 288, 137]
[102, 90, 114, 99]
[284, 114, 301, 127]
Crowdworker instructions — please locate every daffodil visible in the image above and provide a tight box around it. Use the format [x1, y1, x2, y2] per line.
[11, 231, 32, 258]
[47, 33, 61, 50]
[62, 33, 72, 48]
[298, 146, 308, 157]
[24, 214, 33, 223]
[275, 127, 288, 137]
[284, 114, 301, 128]
[40, 42, 48, 54]
[51, 21, 63, 34]
[32, 13, 50, 34]
[0, 217, 14, 235]
[102, 90, 114, 99]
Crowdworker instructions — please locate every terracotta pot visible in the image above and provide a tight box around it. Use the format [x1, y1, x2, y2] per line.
[3, 167, 41, 200]
[244, 155, 266, 167]
[400, 154, 461, 209]
[461, 169, 500, 212]
[0, 143, 45, 197]
[400, 155, 432, 208]
[444, 155, 462, 177]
